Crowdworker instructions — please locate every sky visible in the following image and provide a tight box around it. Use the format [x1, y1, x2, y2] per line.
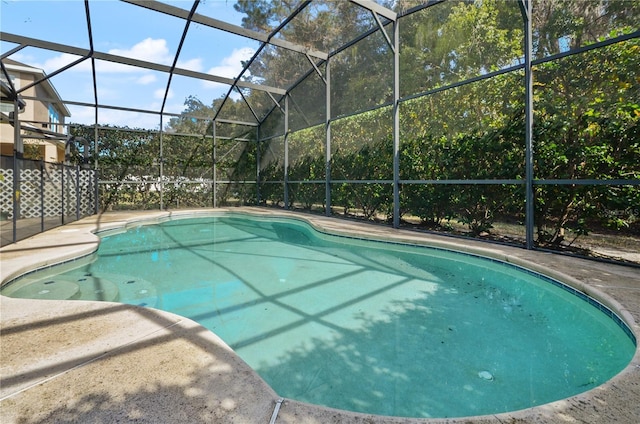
[1, 0, 259, 129]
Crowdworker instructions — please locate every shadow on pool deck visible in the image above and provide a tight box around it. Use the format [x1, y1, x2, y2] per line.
[1, 208, 639, 424]
[0, 216, 85, 248]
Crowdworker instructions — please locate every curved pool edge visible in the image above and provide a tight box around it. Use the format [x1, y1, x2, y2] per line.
[1, 207, 639, 424]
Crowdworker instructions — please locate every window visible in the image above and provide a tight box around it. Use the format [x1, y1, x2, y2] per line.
[48, 104, 60, 133]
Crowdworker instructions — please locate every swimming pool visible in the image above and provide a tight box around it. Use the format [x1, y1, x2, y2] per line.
[1, 213, 635, 419]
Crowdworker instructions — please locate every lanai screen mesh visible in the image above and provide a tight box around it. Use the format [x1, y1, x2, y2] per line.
[1, 0, 638, 260]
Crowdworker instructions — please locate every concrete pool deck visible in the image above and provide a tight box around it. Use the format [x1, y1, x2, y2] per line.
[1, 207, 639, 424]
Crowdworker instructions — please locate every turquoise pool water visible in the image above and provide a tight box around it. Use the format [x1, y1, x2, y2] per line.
[2, 215, 635, 418]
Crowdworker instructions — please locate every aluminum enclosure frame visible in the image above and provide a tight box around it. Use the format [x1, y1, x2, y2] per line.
[1, 0, 638, 251]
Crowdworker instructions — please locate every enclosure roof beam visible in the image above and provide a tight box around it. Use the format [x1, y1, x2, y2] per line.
[304, 53, 327, 85]
[256, 4, 392, 127]
[266, 91, 285, 114]
[0, 32, 287, 95]
[370, 10, 395, 53]
[0, 42, 27, 60]
[159, 0, 199, 116]
[288, 93, 313, 128]
[19, 94, 205, 122]
[123, 0, 328, 60]
[518, 0, 531, 21]
[215, 118, 259, 127]
[212, 1, 312, 122]
[398, 0, 446, 18]
[234, 86, 261, 123]
[350, 0, 396, 21]
[0, 65, 20, 102]
[85, 0, 100, 128]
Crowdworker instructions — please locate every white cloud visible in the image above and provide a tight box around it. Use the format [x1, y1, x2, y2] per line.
[163, 101, 192, 116]
[95, 85, 119, 102]
[36, 38, 197, 75]
[137, 74, 157, 85]
[203, 47, 255, 90]
[38, 53, 84, 74]
[110, 38, 173, 65]
[154, 88, 173, 100]
[9, 52, 37, 67]
[178, 58, 203, 72]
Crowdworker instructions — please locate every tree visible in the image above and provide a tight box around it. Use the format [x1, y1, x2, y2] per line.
[70, 124, 159, 210]
[400, 0, 523, 96]
[533, 36, 640, 244]
[532, 0, 640, 56]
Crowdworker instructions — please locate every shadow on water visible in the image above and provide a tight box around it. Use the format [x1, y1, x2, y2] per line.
[252, 284, 633, 419]
[250, 291, 525, 419]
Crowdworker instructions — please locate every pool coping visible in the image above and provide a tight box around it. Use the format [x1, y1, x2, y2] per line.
[1, 207, 639, 423]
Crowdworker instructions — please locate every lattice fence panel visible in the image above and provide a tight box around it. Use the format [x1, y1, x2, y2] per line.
[0, 168, 12, 219]
[79, 169, 96, 215]
[19, 168, 44, 218]
[42, 166, 63, 218]
[0, 166, 96, 219]
[63, 167, 76, 217]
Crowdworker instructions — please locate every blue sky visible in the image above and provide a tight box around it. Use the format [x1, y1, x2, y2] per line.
[1, 0, 258, 129]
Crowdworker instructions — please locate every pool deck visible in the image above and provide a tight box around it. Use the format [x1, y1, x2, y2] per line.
[1, 207, 639, 424]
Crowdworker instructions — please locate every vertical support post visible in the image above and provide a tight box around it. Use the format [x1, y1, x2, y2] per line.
[213, 121, 217, 208]
[61, 164, 65, 225]
[76, 165, 81, 221]
[256, 126, 261, 205]
[40, 159, 44, 232]
[325, 59, 332, 216]
[392, 18, 401, 228]
[159, 117, 164, 210]
[94, 122, 99, 214]
[284, 95, 289, 209]
[520, 0, 535, 249]
[94, 168, 99, 214]
[12, 98, 22, 243]
[12, 154, 17, 243]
